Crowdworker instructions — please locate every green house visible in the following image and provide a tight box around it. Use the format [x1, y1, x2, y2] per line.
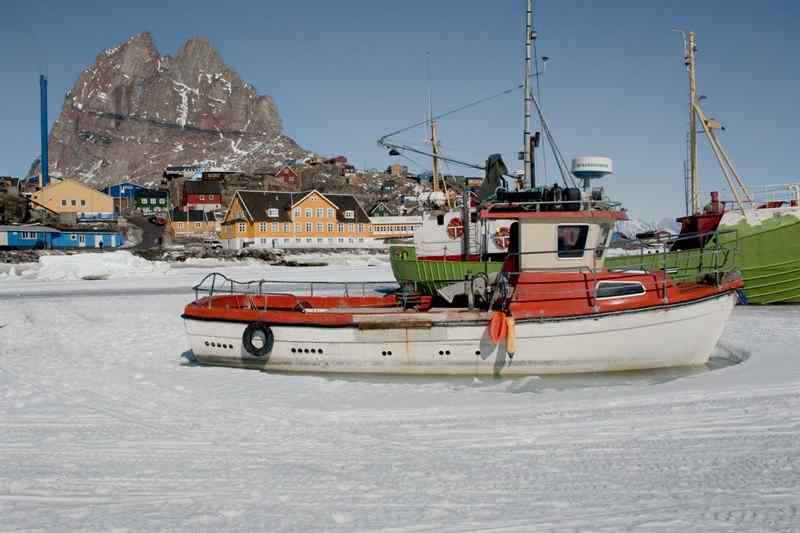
[134, 189, 170, 214]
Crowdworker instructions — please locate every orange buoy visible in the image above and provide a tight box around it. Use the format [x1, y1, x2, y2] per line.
[489, 311, 508, 344]
[505, 316, 516, 355]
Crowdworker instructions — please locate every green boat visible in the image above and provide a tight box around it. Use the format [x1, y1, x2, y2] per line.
[607, 209, 800, 304]
[390, 244, 503, 295]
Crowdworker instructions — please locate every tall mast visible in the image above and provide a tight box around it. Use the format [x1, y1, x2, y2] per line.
[426, 51, 441, 194]
[685, 31, 699, 214]
[523, 0, 533, 189]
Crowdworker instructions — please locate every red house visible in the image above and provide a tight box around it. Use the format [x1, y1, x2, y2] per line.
[183, 180, 223, 212]
[275, 166, 299, 186]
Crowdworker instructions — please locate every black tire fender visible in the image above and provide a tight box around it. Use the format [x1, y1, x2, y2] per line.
[242, 323, 274, 358]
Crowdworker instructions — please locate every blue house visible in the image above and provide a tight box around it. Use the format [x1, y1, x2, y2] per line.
[102, 182, 147, 213]
[0, 225, 124, 250]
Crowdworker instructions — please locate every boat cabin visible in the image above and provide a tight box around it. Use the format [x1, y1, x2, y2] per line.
[481, 207, 626, 272]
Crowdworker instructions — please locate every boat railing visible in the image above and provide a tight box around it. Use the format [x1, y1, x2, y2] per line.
[716, 183, 800, 209]
[482, 198, 624, 214]
[192, 272, 399, 306]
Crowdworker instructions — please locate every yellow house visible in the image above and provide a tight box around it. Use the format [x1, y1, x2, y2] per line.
[220, 189, 374, 249]
[30, 179, 115, 221]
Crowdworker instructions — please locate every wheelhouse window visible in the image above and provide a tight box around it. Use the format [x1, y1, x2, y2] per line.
[557, 224, 589, 258]
[595, 281, 646, 299]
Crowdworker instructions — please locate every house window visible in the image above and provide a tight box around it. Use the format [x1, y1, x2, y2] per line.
[316, 223, 323, 233]
[305, 222, 312, 232]
[357, 224, 364, 233]
[306, 237, 312, 243]
[294, 208, 300, 217]
[267, 208, 279, 218]
[71, 199, 76, 206]
[259, 222, 267, 232]
[238, 223, 246, 232]
[21, 232, 37, 239]
[61, 199, 67, 207]
[159, 198, 166, 205]
[317, 208, 324, 218]
[150, 198, 156, 204]
[260, 238, 268, 244]
[348, 224, 354, 233]
[557, 225, 589, 258]
[284, 223, 290, 232]
[338, 224, 344, 233]
[595, 281, 646, 299]
[195, 222, 201, 229]
[344, 210, 354, 219]
[81, 199, 86, 207]
[305, 208, 312, 218]
[327, 208, 334, 219]
[272, 223, 278, 232]
[437, 214, 444, 225]
[177, 223, 184, 229]
[338, 237, 344, 243]
[295, 224, 301, 233]
[327, 223, 333, 232]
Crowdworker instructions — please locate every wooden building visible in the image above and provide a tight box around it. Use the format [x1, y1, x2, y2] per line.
[220, 189, 375, 249]
[29, 179, 114, 221]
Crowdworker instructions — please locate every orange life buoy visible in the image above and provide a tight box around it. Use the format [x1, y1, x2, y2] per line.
[489, 311, 508, 344]
[494, 226, 511, 249]
[447, 217, 464, 239]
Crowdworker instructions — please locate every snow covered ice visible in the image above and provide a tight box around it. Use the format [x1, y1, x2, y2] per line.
[1, 257, 799, 531]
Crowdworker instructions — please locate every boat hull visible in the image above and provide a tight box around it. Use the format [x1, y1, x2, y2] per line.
[183, 291, 736, 375]
[390, 245, 503, 294]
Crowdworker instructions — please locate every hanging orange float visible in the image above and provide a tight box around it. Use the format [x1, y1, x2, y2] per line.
[489, 311, 508, 344]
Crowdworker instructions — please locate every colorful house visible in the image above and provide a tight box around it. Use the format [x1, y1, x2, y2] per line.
[170, 209, 219, 237]
[135, 189, 170, 214]
[183, 181, 223, 212]
[30, 179, 115, 221]
[0, 224, 124, 249]
[368, 201, 395, 217]
[220, 189, 374, 249]
[275, 166, 300, 186]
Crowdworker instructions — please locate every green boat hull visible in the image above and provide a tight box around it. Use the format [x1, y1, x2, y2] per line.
[607, 213, 800, 304]
[390, 245, 503, 295]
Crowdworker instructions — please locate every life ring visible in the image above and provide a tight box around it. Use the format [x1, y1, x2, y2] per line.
[242, 322, 274, 357]
[447, 217, 464, 239]
[493, 226, 511, 249]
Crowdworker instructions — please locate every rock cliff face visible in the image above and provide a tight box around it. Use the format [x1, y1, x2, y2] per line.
[31, 33, 305, 186]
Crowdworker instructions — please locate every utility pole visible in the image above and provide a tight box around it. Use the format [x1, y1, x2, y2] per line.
[685, 32, 699, 214]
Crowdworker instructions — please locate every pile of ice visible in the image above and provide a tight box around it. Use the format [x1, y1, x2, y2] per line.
[0, 251, 170, 281]
[287, 252, 389, 267]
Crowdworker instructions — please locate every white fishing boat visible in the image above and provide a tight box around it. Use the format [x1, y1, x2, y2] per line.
[182, 199, 741, 375]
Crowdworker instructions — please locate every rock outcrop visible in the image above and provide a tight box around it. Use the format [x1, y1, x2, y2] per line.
[31, 33, 305, 186]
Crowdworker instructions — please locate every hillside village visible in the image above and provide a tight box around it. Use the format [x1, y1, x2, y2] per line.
[1, 156, 479, 256]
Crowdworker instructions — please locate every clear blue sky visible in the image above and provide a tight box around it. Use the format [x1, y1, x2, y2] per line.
[1, 0, 798, 221]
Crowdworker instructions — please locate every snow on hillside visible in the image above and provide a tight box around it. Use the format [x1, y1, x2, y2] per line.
[1, 263, 799, 531]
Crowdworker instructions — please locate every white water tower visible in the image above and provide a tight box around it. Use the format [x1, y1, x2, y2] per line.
[571, 156, 613, 191]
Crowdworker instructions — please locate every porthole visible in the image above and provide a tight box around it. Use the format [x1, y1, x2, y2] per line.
[475, 350, 480, 355]
[304, 348, 309, 354]
[291, 348, 296, 353]
[319, 349, 324, 354]
[381, 351, 386, 356]
[310, 348, 316, 354]
[204, 341, 209, 346]
[445, 350, 451, 355]
[438, 350, 444, 356]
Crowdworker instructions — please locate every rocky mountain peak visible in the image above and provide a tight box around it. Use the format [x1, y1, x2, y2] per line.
[32, 33, 303, 187]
